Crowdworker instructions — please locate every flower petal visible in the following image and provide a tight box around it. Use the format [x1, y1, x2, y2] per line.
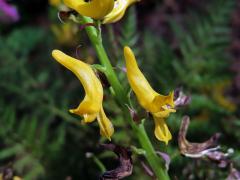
[52, 50, 103, 116]
[97, 106, 114, 140]
[150, 91, 175, 113]
[103, 0, 140, 24]
[153, 108, 176, 119]
[124, 46, 175, 143]
[63, 0, 114, 19]
[153, 116, 172, 145]
[124, 46, 158, 111]
[82, 113, 98, 123]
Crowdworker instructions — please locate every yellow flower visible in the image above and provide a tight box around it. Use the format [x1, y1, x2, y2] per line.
[51, 23, 78, 46]
[212, 81, 236, 112]
[52, 50, 114, 140]
[63, 0, 115, 19]
[13, 177, 22, 180]
[103, 0, 140, 24]
[49, 0, 62, 7]
[63, 0, 139, 23]
[124, 46, 175, 144]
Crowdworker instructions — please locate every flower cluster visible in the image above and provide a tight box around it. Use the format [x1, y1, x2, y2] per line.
[52, 0, 176, 144]
[52, 46, 176, 144]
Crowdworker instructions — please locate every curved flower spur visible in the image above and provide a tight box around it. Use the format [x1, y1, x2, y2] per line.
[124, 46, 176, 144]
[52, 50, 114, 140]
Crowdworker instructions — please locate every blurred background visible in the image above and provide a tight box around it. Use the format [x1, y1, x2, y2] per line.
[0, 0, 240, 179]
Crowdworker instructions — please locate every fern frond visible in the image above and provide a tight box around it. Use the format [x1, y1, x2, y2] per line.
[119, 6, 139, 50]
[171, 0, 235, 88]
[0, 106, 65, 179]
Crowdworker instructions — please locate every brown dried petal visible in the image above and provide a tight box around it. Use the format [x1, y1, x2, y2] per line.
[207, 148, 234, 168]
[178, 116, 221, 157]
[96, 71, 111, 88]
[100, 144, 133, 180]
[174, 88, 191, 108]
[126, 105, 141, 124]
[2, 167, 14, 180]
[227, 165, 240, 180]
[156, 151, 171, 170]
[140, 161, 156, 179]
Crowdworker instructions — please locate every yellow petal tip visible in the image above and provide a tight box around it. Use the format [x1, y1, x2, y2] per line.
[124, 46, 131, 53]
[52, 50, 67, 64]
[154, 117, 172, 145]
[69, 109, 74, 113]
[52, 49, 61, 58]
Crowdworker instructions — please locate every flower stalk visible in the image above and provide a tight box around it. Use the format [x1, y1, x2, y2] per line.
[132, 118, 169, 180]
[82, 17, 127, 104]
[82, 16, 170, 180]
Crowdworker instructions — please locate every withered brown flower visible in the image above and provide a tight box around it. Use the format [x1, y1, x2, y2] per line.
[227, 165, 240, 180]
[174, 88, 191, 108]
[100, 144, 133, 180]
[178, 116, 221, 158]
[178, 116, 234, 169]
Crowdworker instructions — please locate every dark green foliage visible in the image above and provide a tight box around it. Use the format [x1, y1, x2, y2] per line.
[143, 0, 235, 90]
[0, 27, 67, 179]
[0, 106, 65, 180]
[119, 7, 139, 50]
[170, 0, 234, 88]
[142, 0, 236, 116]
[0, 26, 87, 179]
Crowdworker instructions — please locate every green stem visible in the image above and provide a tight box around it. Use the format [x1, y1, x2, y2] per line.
[82, 16, 170, 180]
[136, 121, 169, 180]
[82, 17, 127, 104]
[93, 156, 106, 173]
[123, 108, 170, 180]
